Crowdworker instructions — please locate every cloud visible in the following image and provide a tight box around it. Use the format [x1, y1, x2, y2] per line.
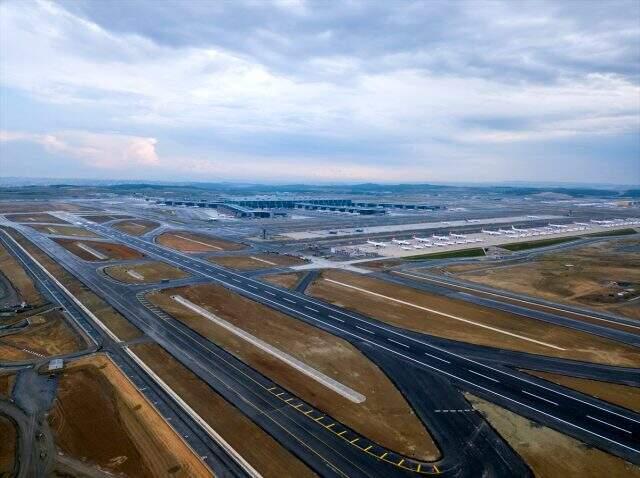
[1, 130, 159, 169]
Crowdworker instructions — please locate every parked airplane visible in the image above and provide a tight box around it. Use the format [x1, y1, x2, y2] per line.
[432, 234, 449, 240]
[414, 236, 432, 243]
[482, 229, 501, 235]
[392, 238, 411, 245]
[450, 233, 466, 239]
[548, 223, 568, 229]
[511, 226, 528, 232]
[574, 222, 590, 226]
[366, 240, 387, 248]
[401, 246, 412, 251]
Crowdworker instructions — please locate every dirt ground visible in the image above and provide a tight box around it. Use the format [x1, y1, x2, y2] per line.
[306, 270, 640, 367]
[261, 272, 307, 289]
[0, 372, 16, 398]
[54, 238, 145, 262]
[49, 354, 212, 478]
[0, 310, 86, 361]
[0, 415, 17, 476]
[5, 229, 142, 342]
[4, 213, 69, 224]
[443, 238, 640, 320]
[130, 343, 317, 478]
[104, 261, 188, 284]
[82, 214, 134, 223]
[0, 242, 45, 306]
[0, 202, 94, 214]
[30, 224, 100, 238]
[525, 370, 640, 413]
[148, 283, 439, 461]
[156, 232, 246, 252]
[209, 253, 308, 270]
[466, 394, 640, 477]
[113, 219, 160, 236]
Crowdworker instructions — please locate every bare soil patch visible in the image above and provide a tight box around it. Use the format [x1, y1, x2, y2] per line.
[31, 224, 100, 238]
[148, 283, 439, 461]
[104, 261, 188, 284]
[113, 219, 160, 236]
[0, 310, 86, 361]
[525, 370, 640, 413]
[4, 213, 69, 224]
[306, 270, 640, 367]
[49, 354, 211, 478]
[54, 239, 144, 262]
[157, 231, 245, 252]
[0, 415, 16, 476]
[444, 238, 640, 320]
[0, 242, 45, 306]
[210, 253, 307, 270]
[130, 342, 317, 478]
[466, 394, 640, 478]
[4, 229, 142, 341]
[261, 272, 306, 290]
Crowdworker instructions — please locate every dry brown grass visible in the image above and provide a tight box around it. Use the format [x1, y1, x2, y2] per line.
[148, 283, 439, 461]
[0, 242, 44, 306]
[209, 253, 307, 270]
[5, 229, 142, 341]
[104, 261, 188, 284]
[0, 202, 94, 214]
[0, 415, 16, 476]
[156, 232, 245, 252]
[130, 343, 318, 478]
[306, 270, 640, 367]
[4, 213, 69, 224]
[525, 370, 640, 413]
[466, 394, 640, 478]
[261, 272, 306, 289]
[82, 214, 134, 223]
[0, 373, 15, 398]
[445, 238, 640, 320]
[0, 310, 86, 361]
[112, 219, 160, 236]
[49, 354, 212, 478]
[53, 238, 145, 262]
[30, 224, 100, 238]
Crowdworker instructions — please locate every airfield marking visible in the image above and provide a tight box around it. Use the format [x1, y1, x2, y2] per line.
[521, 390, 559, 406]
[587, 415, 632, 434]
[249, 256, 278, 266]
[173, 234, 224, 251]
[324, 278, 566, 351]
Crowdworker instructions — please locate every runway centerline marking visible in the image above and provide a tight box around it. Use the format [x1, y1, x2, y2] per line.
[323, 278, 566, 351]
[521, 390, 558, 406]
[355, 325, 375, 334]
[586, 415, 632, 434]
[467, 369, 499, 383]
[388, 338, 410, 348]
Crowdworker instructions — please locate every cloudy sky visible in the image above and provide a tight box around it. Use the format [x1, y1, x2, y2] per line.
[1, 0, 639, 184]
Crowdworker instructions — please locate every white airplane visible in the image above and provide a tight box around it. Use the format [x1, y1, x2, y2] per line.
[413, 245, 424, 249]
[574, 222, 590, 226]
[498, 228, 513, 234]
[392, 238, 411, 245]
[432, 234, 449, 240]
[548, 223, 568, 229]
[401, 246, 412, 251]
[511, 226, 528, 232]
[482, 229, 501, 235]
[422, 243, 434, 248]
[414, 236, 432, 243]
[366, 240, 387, 248]
[450, 233, 466, 239]
[527, 215, 540, 219]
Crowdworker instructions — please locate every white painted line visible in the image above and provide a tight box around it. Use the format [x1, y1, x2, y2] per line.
[388, 338, 410, 348]
[172, 295, 366, 404]
[283, 297, 296, 304]
[247, 284, 258, 289]
[265, 291, 276, 296]
[423, 352, 450, 364]
[174, 234, 223, 251]
[304, 306, 319, 312]
[467, 369, 499, 383]
[587, 415, 632, 434]
[76, 242, 108, 260]
[394, 271, 640, 331]
[249, 256, 278, 266]
[324, 278, 566, 351]
[329, 315, 345, 323]
[355, 325, 375, 335]
[125, 348, 262, 477]
[126, 270, 145, 281]
[522, 390, 559, 406]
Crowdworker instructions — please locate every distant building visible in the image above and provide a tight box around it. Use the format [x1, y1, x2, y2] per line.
[48, 358, 64, 373]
